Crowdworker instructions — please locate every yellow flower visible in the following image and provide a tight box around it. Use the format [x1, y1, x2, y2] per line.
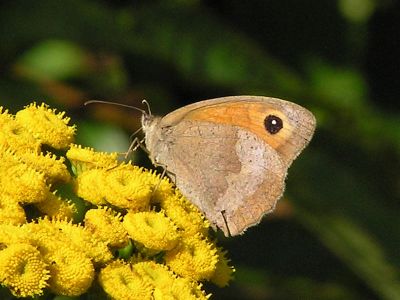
[102, 164, 153, 210]
[153, 279, 209, 300]
[45, 246, 94, 296]
[17, 151, 71, 184]
[34, 192, 76, 220]
[134, 261, 209, 300]
[66, 144, 119, 174]
[123, 211, 180, 251]
[0, 145, 51, 205]
[165, 234, 218, 281]
[133, 261, 174, 287]
[0, 144, 19, 170]
[0, 224, 31, 247]
[75, 165, 153, 210]
[84, 207, 129, 248]
[162, 191, 210, 237]
[0, 243, 50, 297]
[21, 218, 112, 264]
[144, 169, 175, 203]
[0, 195, 26, 225]
[0, 107, 13, 125]
[15, 102, 75, 149]
[0, 223, 101, 297]
[99, 260, 153, 300]
[21, 219, 71, 255]
[75, 169, 108, 205]
[43, 218, 113, 264]
[210, 247, 235, 287]
[0, 163, 50, 204]
[0, 115, 41, 153]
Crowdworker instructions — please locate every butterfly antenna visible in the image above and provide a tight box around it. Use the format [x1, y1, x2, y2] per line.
[141, 99, 152, 117]
[84, 100, 147, 115]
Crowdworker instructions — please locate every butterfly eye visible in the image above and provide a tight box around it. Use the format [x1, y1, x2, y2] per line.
[264, 115, 283, 134]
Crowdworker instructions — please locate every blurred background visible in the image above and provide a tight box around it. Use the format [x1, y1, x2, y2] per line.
[0, 0, 399, 299]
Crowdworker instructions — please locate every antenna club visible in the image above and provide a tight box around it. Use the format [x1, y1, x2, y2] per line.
[141, 99, 152, 117]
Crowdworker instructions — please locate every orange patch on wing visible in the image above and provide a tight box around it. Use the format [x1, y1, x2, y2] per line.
[185, 102, 293, 150]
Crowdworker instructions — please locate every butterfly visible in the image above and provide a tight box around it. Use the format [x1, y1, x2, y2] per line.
[140, 96, 316, 236]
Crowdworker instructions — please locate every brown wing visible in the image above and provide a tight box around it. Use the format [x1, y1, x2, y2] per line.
[146, 96, 315, 236]
[160, 96, 316, 167]
[155, 120, 287, 236]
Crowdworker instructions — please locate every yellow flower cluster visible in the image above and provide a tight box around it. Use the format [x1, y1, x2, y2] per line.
[0, 103, 75, 225]
[0, 102, 234, 299]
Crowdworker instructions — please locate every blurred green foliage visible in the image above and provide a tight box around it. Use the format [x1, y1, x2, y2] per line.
[0, 0, 399, 299]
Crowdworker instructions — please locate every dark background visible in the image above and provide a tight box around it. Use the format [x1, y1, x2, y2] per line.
[0, 1, 399, 299]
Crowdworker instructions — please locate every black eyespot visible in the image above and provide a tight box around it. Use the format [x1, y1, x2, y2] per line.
[264, 115, 283, 134]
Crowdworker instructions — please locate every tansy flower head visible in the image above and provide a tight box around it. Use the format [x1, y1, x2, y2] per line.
[0, 195, 26, 225]
[75, 168, 109, 205]
[0, 163, 50, 204]
[99, 260, 153, 300]
[0, 243, 50, 297]
[144, 169, 175, 202]
[67, 144, 119, 174]
[0, 144, 20, 170]
[101, 164, 153, 210]
[45, 246, 94, 296]
[162, 191, 210, 237]
[0, 107, 13, 125]
[165, 234, 218, 281]
[0, 116, 41, 153]
[84, 207, 129, 248]
[15, 102, 75, 149]
[17, 151, 71, 184]
[134, 261, 209, 300]
[0, 224, 31, 248]
[42, 218, 113, 264]
[123, 211, 180, 251]
[76, 164, 153, 210]
[153, 278, 210, 300]
[133, 261, 174, 287]
[0, 145, 50, 205]
[210, 246, 235, 287]
[34, 192, 77, 220]
[21, 219, 73, 255]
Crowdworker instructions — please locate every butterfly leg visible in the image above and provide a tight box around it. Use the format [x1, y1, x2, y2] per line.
[152, 160, 176, 183]
[123, 136, 149, 159]
[149, 161, 177, 202]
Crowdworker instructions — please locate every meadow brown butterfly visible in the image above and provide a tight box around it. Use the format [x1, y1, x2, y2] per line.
[141, 96, 316, 236]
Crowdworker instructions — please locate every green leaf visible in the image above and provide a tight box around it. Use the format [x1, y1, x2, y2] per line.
[16, 40, 87, 81]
